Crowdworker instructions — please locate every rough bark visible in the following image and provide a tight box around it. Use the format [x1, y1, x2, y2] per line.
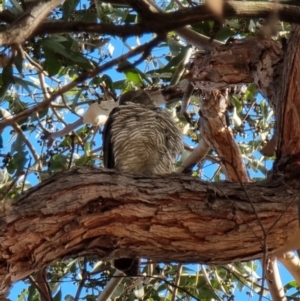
[0, 167, 298, 295]
[276, 25, 300, 165]
[1, 3, 300, 300]
[188, 37, 282, 181]
[189, 37, 282, 106]
[198, 90, 250, 182]
[0, 0, 61, 46]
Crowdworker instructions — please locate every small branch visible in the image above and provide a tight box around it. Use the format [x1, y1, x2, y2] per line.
[277, 252, 300, 286]
[96, 271, 124, 301]
[177, 139, 210, 173]
[29, 269, 52, 301]
[171, 264, 182, 301]
[171, 47, 193, 85]
[264, 258, 286, 301]
[74, 258, 88, 301]
[0, 108, 39, 164]
[179, 82, 194, 117]
[223, 264, 269, 295]
[202, 265, 223, 301]
[46, 118, 83, 147]
[0, 35, 162, 130]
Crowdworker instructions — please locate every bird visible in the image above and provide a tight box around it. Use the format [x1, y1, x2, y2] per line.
[102, 90, 183, 276]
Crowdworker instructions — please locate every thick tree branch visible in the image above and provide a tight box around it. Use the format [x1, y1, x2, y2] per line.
[0, 2, 299, 41]
[0, 0, 61, 46]
[276, 25, 300, 163]
[0, 167, 298, 296]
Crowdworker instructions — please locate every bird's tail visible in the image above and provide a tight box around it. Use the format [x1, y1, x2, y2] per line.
[113, 258, 140, 276]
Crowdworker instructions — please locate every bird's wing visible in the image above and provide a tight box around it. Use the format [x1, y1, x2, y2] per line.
[102, 107, 120, 169]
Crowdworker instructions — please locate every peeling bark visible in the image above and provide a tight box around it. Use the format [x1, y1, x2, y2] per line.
[276, 25, 300, 164]
[189, 37, 282, 106]
[198, 90, 249, 182]
[0, 167, 298, 295]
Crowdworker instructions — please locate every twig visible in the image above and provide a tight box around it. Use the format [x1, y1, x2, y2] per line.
[171, 263, 182, 301]
[177, 139, 210, 173]
[96, 270, 124, 301]
[223, 264, 270, 296]
[29, 269, 52, 301]
[21, 157, 31, 193]
[201, 265, 223, 301]
[74, 258, 88, 301]
[179, 82, 194, 118]
[68, 134, 75, 169]
[170, 47, 193, 85]
[0, 35, 162, 130]
[0, 177, 18, 201]
[263, 258, 286, 301]
[47, 118, 83, 147]
[0, 108, 40, 164]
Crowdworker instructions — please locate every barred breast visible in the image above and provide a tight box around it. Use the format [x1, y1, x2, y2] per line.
[103, 103, 183, 174]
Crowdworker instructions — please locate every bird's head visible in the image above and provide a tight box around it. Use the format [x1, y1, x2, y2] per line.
[119, 90, 155, 107]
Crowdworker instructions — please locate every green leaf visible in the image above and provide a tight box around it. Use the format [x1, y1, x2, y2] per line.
[43, 49, 61, 76]
[62, 0, 80, 20]
[49, 154, 69, 172]
[285, 280, 298, 291]
[167, 39, 184, 56]
[14, 77, 39, 90]
[71, 90, 82, 111]
[74, 155, 95, 166]
[260, 99, 269, 120]
[230, 95, 242, 114]
[7, 151, 28, 175]
[10, 0, 23, 13]
[27, 284, 37, 301]
[0, 66, 14, 99]
[11, 134, 25, 154]
[117, 61, 151, 84]
[124, 69, 143, 85]
[77, 11, 98, 23]
[215, 27, 235, 41]
[13, 77, 34, 95]
[42, 39, 93, 69]
[30, 108, 49, 122]
[14, 52, 23, 75]
[245, 83, 258, 100]
[53, 287, 62, 301]
[149, 46, 191, 74]
[84, 142, 91, 156]
[112, 79, 126, 90]
[17, 289, 28, 301]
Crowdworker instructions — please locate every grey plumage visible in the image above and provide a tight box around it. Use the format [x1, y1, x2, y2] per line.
[102, 90, 183, 276]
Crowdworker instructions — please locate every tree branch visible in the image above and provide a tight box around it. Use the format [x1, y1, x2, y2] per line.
[0, 167, 298, 296]
[0, 2, 299, 42]
[0, 0, 61, 46]
[0, 36, 161, 130]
